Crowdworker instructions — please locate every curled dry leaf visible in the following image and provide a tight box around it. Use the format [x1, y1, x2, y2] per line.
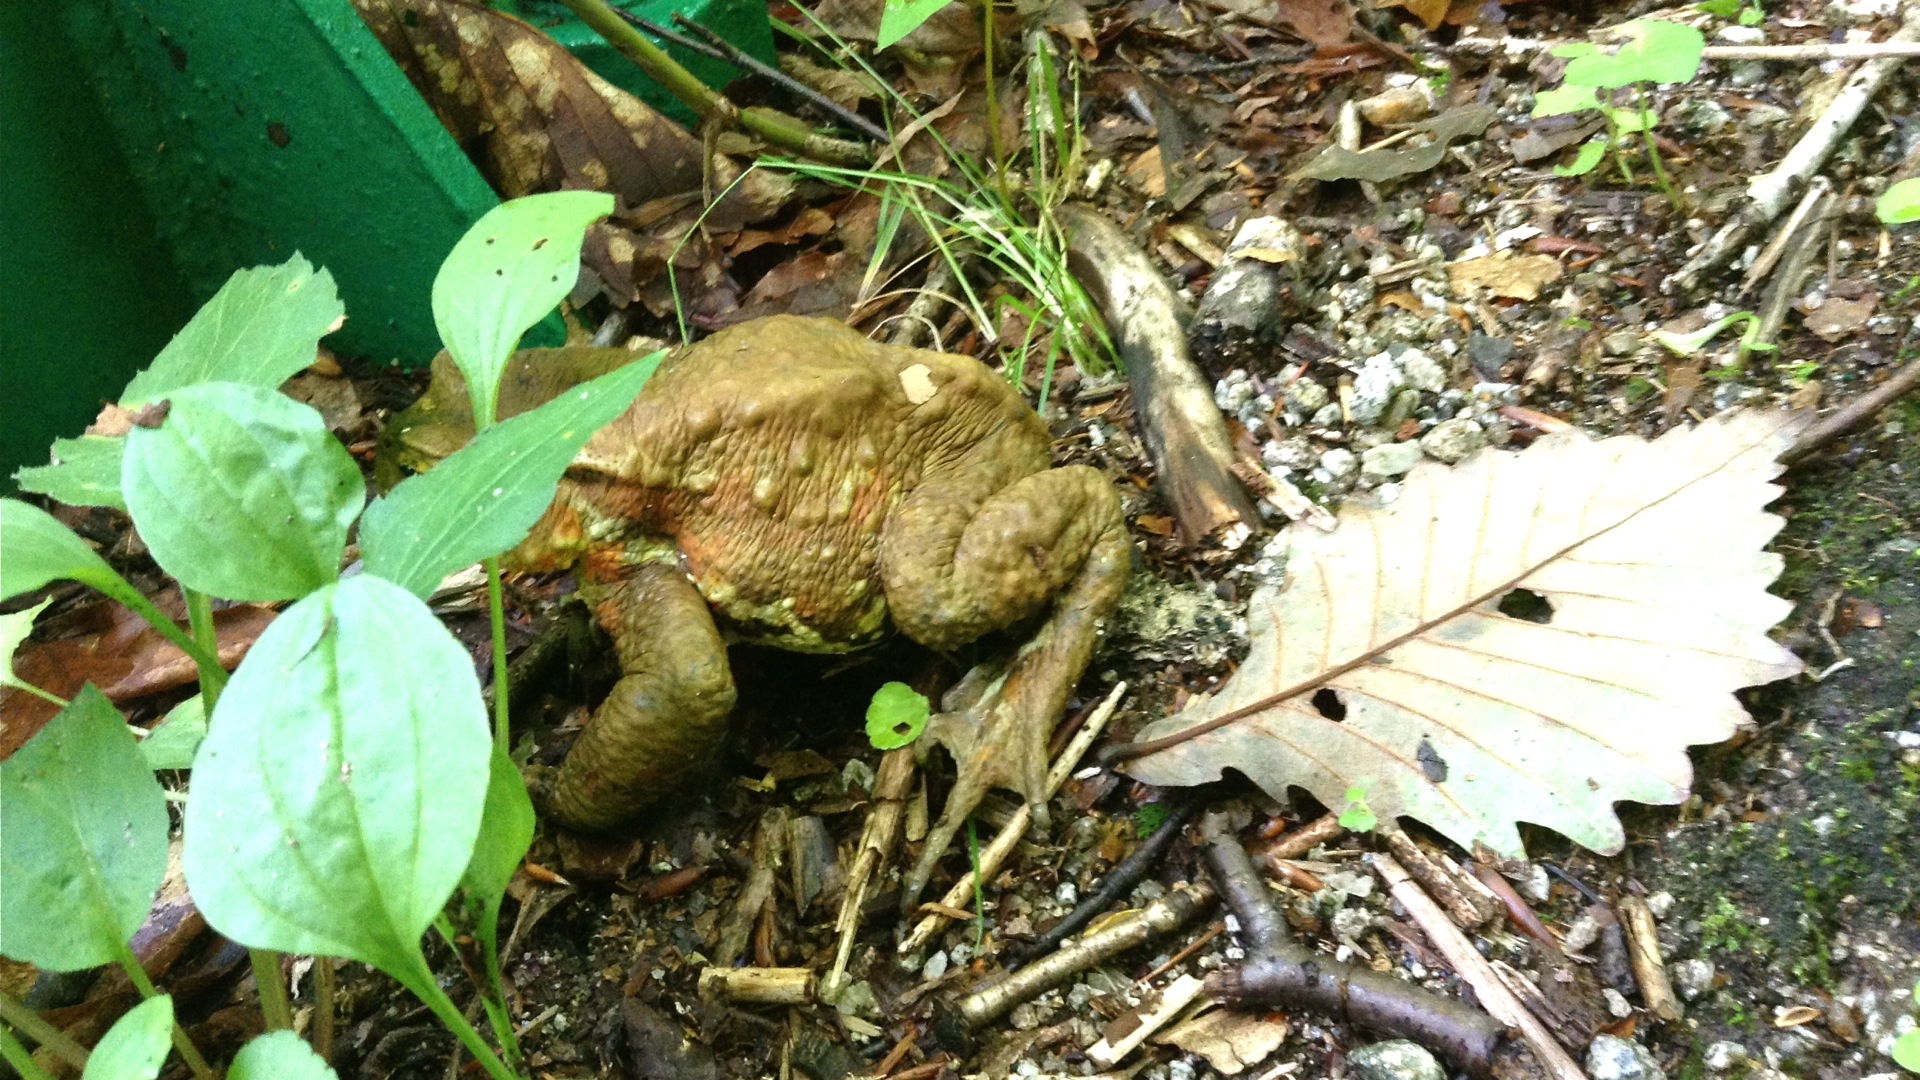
[1122, 409, 1809, 857]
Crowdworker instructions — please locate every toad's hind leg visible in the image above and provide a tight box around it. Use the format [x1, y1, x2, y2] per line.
[881, 465, 1130, 907]
[547, 562, 736, 831]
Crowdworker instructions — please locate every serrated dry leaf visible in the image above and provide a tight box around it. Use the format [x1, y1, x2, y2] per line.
[1122, 410, 1809, 857]
[1448, 252, 1564, 300]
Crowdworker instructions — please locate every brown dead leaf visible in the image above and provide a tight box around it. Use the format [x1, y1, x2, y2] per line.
[1127, 147, 1168, 198]
[86, 403, 136, 438]
[1378, 0, 1449, 29]
[1798, 295, 1875, 342]
[778, 52, 884, 110]
[1157, 1006, 1288, 1075]
[352, 0, 702, 205]
[1123, 409, 1809, 857]
[1448, 252, 1564, 301]
[1274, 0, 1354, 45]
[1290, 105, 1495, 183]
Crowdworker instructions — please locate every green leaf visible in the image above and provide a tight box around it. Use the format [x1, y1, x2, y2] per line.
[181, 575, 489, 973]
[0, 685, 169, 971]
[83, 996, 174, 1080]
[432, 192, 615, 428]
[1530, 84, 1600, 118]
[865, 682, 930, 750]
[1601, 103, 1656, 134]
[2, 598, 52, 694]
[1338, 785, 1378, 833]
[1878, 177, 1920, 225]
[1894, 1029, 1920, 1073]
[122, 255, 343, 407]
[1693, 0, 1739, 14]
[1560, 19, 1704, 89]
[82, 995, 174, 1080]
[459, 747, 534, 915]
[1650, 311, 1759, 356]
[359, 352, 659, 598]
[876, 0, 951, 50]
[1554, 140, 1609, 177]
[122, 383, 362, 602]
[140, 695, 208, 771]
[1132, 802, 1171, 838]
[1, 500, 143, 609]
[229, 1030, 340, 1080]
[15, 436, 127, 510]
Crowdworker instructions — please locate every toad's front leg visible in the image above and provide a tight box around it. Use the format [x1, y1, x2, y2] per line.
[881, 464, 1130, 908]
[546, 561, 737, 831]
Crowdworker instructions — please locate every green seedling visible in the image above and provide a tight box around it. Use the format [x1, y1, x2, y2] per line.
[1132, 802, 1172, 838]
[1531, 19, 1705, 209]
[1649, 309, 1777, 369]
[1878, 177, 1920, 225]
[1695, 0, 1764, 26]
[866, 681, 931, 749]
[2, 192, 654, 1080]
[1338, 785, 1378, 833]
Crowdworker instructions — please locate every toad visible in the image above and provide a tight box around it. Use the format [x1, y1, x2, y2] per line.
[381, 315, 1129, 901]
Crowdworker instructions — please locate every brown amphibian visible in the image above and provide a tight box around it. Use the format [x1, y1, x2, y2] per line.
[381, 315, 1129, 900]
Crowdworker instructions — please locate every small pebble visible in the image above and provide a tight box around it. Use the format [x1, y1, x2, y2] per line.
[1420, 418, 1485, 464]
[1361, 441, 1423, 480]
[1586, 1034, 1666, 1080]
[1671, 957, 1714, 1001]
[1348, 1039, 1445, 1080]
[1320, 448, 1359, 481]
[922, 950, 949, 980]
[1356, 85, 1432, 126]
[1285, 379, 1331, 416]
[1645, 891, 1674, 919]
[1399, 348, 1447, 393]
[1563, 913, 1603, 953]
[1702, 1041, 1747, 1072]
[1351, 353, 1408, 424]
[1603, 988, 1634, 1018]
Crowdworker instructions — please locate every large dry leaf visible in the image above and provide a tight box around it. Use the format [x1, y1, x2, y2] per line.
[1122, 409, 1808, 857]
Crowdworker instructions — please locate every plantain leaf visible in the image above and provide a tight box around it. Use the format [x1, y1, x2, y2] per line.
[122, 254, 342, 406]
[1123, 409, 1808, 857]
[83, 995, 174, 1080]
[15, 435, 128, 510]
[229, 1030, 340, 1079]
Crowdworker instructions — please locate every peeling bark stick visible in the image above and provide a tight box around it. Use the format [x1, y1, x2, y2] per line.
[1673, 4, 1920, 289]
[1059, 205, 1261, 549]
[899, 683, 1127, 955]
[1615, 896, 1682, 1023]
[1373, 854, 1588, 1080]
[1199, 814, 1506, 1077]
[823, 748, 917, 1002]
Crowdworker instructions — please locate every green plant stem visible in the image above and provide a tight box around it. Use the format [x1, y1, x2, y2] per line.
[180, 587, 227, 707]
[434, 914, 523, 1072]
[111, 583, 222, 680]
[0, 993, 88, 1072]
[558, 0, 867, 165]
[397, 955, 522, 1080]
[112, 940, 216, 1080]
[250, 948, 295, 1031]
[485, 558, 512, 755]
[9, 681, 68, 707]
[314, 955, 337, 1061]
[1634, 85, 1683, 211]
[977, 0, 1011, 203]
[0, 1023, 54, 1080]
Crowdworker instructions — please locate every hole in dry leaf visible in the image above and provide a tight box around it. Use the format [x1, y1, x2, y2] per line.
[1496, 588, 1554, 624]
[1310, 688, 1346, 721]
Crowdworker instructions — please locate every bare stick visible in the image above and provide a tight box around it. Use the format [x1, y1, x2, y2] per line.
[1781, 358, 1920, 466]
[953, 882, 1216, 1028]
[1200, 816, 1506, 1077]
[823, 748, 916, 1001]
[1373, 854, 1586, 1080]
[663, 13, 890, 145]
[1615, 896, 1682, 1022]
[1701, 41, 1920, 60]
[1251, 813, 1345, 865]
[1059, 205, 1260, 549]
[899, 683, 1126, 955]
[699, 966, 816, 1005]
[1674, 5, 1920, 289]
[1086, 974, 1208, 1068]
[715, 808, 788, 967]
[1379, 827, 1494, 930]
[1739, 176, 1833, 297]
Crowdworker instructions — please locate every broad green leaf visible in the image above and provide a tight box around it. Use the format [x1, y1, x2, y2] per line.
[1530, 84, 1600, 118]
[83, 995, 174, 1080]
[122, 255, 343, 406]
[122, 383, 362, 602]
[1560, 19, 1704, 89]
[432, 192, 614, 427]
[0, 685, 168, 971]
[1554, 140, 1608, 177]
[1, 500, 142, 608]
[459, 747, 535, 910]
[1895, 1029, 1920, 1073]
[181, 575, 489, 972]
[2, 598, 52, 694]
[359, 352, 658, 598]
[865, 682, 930, 750]
[140, 695, 208, 771]
[1338, 787, 1378, 833]
[876, 0, 951, 50]
[15, 436, 127, 509]
[1602, 104, 1656, 134]
[229, 1030, 340, 1080]
[1878, 177, 1920, 225]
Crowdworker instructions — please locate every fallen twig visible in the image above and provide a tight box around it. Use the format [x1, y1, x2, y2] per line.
[1199, 814, 1507, 1077]
[715, 807, 788, 967]
[898, 683, 1126, 955]
[1372, 854, 1587, 1080]
[823, 748, 916, 1002]
[1251, 813, 1344, 864]
[1379, 827, 1496, 930]
[1780, 357, 1920, 466]
[1468, 861, 1562, 957]
[1006, 793, 1204, 968]
[698, 966, 816, 1005]
[660, 12, 890, 145]
[1739, 176, 1834, 297]
[1748, 191, 1837, 362]
[1615, 896, 1682, 1022]
[1086, 974, 1209, 1068]
[1674, 5, 1920, 289]
[1701, 41, 1920, 61]
[949, 881, 1216, 1030]
[1060, 204, 1261, 549]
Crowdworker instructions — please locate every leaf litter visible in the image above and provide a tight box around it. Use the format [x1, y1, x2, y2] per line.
[1125, 408, 1809, 856]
